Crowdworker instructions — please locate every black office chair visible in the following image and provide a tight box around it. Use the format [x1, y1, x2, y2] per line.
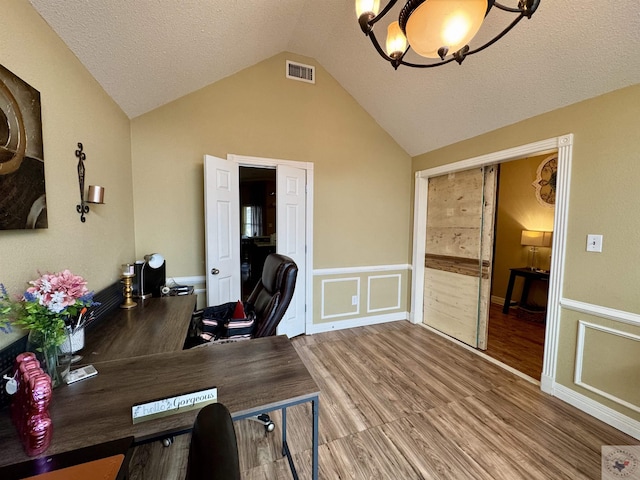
[186, 253, 298, 433]
[185, 403, 240, 480]
[192, 253, 298, 344]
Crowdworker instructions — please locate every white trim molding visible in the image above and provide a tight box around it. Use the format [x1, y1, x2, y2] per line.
[561, 298, 640, 327]
[491, 295, 506, 306]
[553, 382, 640, 440]
[170, 275, 206, 286]
[170, 275, 206, 296]
[307, 312, 407, 335]
[228, 154, 314, 337]
[314, 264, 410, 276]
[320, 277, 360, 319]
[575, 320, 640, 414]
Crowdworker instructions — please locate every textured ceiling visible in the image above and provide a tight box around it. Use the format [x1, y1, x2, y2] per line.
[28, 0, 640, 156]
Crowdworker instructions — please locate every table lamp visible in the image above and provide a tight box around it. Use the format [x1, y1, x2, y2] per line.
[138, 253, 166, 299]
[521, 230, 552, 271]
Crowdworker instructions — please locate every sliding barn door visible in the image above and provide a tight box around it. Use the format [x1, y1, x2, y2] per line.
[423, 166, 497, 349]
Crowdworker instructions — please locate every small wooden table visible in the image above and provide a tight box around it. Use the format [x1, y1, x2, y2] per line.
[502, 267, 550, 314]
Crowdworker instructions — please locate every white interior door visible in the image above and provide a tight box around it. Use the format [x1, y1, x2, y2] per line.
[204, 155, 241, 306]
[276, 164, 306, 337]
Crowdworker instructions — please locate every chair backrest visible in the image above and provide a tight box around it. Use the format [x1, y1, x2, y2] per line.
[185, 403, 240, 480]
[246, 253, 298, 338]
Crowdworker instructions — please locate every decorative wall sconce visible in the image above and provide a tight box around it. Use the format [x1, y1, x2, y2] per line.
[75, 142, 105, 222]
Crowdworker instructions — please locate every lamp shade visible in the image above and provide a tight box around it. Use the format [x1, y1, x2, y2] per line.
[521, 230, 552, 248]
[86, 185, 105, 204]
[356, 0, 380, 18]
[405, 0, 487, 58]
[144, 253, 165, 269]
[386, 21, 407, 58]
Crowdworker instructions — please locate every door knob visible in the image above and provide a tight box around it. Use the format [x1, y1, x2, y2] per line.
[211, 268, 220, 275]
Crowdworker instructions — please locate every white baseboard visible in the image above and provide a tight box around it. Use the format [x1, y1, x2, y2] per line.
[491, 295, 505, 306]
[306, 312, 408, 335]
[540, 374, 554, 394]
[170, 275, 206, 286]
[552, 382, 640, 440]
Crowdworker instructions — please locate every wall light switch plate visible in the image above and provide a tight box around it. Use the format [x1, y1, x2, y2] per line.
[352, 295, 358, 306]
[586, 234, 603, 252]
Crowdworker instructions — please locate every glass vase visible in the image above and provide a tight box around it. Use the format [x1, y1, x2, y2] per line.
[26, 330, 72, 388]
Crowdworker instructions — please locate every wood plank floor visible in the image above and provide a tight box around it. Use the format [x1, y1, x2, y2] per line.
[484, 303, 546, 380]
[129, 321, 635, 479]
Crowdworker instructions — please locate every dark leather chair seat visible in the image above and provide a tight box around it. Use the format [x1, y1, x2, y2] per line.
[185, 403, 240, 480]
[192, 253, 298, 344]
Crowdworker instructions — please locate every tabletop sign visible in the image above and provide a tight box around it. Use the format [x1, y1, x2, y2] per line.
[131, 387, 217, 424]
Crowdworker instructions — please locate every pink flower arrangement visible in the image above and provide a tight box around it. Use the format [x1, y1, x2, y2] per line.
[25, 269, 91, 315]
[6, 270, 98, 350]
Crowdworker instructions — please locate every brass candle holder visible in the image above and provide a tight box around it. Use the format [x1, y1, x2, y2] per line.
[120, 264, 137, 309]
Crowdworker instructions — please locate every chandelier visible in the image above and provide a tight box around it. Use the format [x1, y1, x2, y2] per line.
[356, 0, 540, 69]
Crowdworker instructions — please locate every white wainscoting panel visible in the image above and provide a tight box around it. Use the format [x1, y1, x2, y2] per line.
[367, 274, 401, 313]
[321, 277, 360, 320]
[575, 320, 640, 414]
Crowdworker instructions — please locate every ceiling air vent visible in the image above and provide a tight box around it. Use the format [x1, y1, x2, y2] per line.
[286, 60, 315, 84]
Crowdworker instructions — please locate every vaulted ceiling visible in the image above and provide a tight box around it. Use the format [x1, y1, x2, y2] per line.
[29, 0, 640, 156]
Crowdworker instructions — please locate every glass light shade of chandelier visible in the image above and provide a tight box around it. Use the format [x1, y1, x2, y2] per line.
[386, 21, 407, 58]
[356, 0, 380, 18]
[405, 0, 487, 58]
[356, 0, 540, 69]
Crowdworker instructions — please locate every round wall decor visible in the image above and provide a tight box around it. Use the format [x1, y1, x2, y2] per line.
[532, 154, 557, 207]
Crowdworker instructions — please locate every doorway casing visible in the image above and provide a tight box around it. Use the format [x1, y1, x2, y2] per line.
[229, 154, 314, 336]
[411, 134, 574, 394]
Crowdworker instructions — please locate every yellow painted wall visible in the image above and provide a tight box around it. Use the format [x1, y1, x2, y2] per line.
[0, 1, 134, 347]
[130, 52, 412, 274]
[413, 83, 640, 421]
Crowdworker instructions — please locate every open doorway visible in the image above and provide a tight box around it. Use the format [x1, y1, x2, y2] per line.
[485, 154, 557, 380]
[239, 166, 277, 300]
[412, 134, 572, 393]
[204, 153, 312, 338]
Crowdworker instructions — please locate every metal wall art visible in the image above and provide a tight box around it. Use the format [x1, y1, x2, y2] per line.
[0, 64, 47, 229]
[532, 154, 557, 207]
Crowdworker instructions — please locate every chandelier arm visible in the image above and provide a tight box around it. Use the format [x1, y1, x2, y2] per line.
[464, 15, 525, 57]
[368, 30, 398, 63]
[398, 56, 457, 69]
[368, 0, 400, 27]
[492, 2, 524, 13]
[494, 0, 540, 17]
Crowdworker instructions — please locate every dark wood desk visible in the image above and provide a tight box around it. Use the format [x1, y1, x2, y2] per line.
[0, 336, 320, 479]
[502, 267, 550, 314]
[82, 294, 196, 363]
